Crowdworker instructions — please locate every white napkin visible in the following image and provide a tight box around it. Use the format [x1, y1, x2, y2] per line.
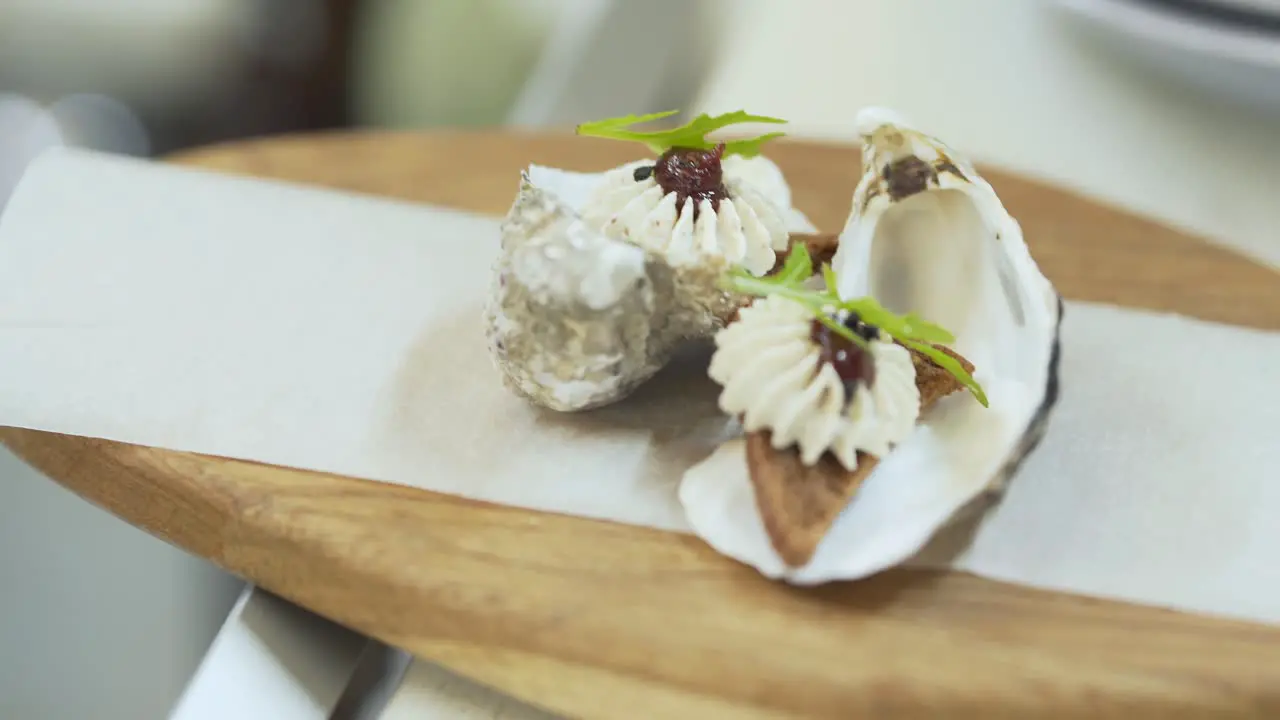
[1, 148, 1277, 626]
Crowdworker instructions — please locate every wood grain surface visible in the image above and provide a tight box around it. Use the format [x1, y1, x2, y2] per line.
[4, 132, 1279, 719]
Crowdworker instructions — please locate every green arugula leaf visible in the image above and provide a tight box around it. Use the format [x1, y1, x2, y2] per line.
[844, 297, 956, 345]
[575, 110, 679, 140]
[580, 110, 680, 127]
[775, 243, 814, 285]
[898, 312, 955, 343]
[720, 273, 818, 311]
[821, 263, 840, 299]
[723, 131, 788, 158]
[576, 109, 788, 156]
[721, 245, 987, 406]
[901, 339, 989, 408]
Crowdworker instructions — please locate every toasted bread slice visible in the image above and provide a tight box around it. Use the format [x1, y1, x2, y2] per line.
[771, 233, 839, 275]
[745, 344, 974, 568]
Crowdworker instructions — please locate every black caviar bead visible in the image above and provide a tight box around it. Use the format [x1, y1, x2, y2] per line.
[842, 311, 881, 342]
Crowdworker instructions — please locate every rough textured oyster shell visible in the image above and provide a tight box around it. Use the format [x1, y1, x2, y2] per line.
[680, 107, 1064, 583]
[485, 156, 816, 412]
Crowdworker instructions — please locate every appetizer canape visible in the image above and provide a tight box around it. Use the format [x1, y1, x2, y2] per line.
[486, 111, 815, 411]
[680, 108, 1062, 584]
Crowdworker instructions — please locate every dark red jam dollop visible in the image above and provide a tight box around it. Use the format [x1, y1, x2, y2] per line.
[810, 312, 880, 400]
[643, 143, 730, 219]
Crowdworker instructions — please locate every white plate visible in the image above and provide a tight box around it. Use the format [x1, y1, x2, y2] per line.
[1054, 0, 1280, 114]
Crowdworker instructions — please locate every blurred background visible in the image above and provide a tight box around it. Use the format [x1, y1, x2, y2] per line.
[0, 0, 1277, 718]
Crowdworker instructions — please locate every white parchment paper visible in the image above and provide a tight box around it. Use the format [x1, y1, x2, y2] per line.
[1, 148, 1277, 625]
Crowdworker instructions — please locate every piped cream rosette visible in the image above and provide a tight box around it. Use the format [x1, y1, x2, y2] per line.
[709, 295, 921, 471]
[580, 160, 791, 277]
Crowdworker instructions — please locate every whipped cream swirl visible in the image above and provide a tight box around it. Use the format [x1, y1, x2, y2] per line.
[722, 154, 793, 210]
[709, 296, 921, 471]
[581, 160, 790, 276]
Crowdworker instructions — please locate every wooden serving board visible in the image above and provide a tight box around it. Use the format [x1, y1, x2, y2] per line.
[4, 132, 1280, 719]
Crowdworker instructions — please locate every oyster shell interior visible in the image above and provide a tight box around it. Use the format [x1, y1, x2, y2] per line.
[680, 108, 1063, 584]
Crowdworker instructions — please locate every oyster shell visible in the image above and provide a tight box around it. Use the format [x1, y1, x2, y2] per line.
[486, 155, 816, 412]
[679, 107, 1063, 584]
